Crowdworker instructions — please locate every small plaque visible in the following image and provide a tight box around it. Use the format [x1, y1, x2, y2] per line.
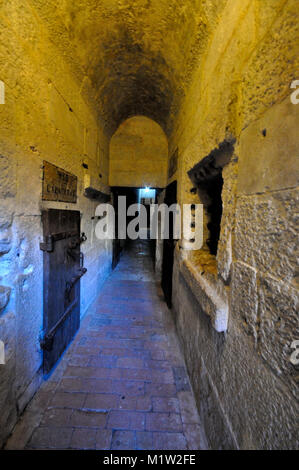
[42, 161, 77, 203]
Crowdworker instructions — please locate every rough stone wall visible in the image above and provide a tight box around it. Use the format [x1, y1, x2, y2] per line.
[109, 116, 168, 188]
[171, 0, 299, 449]
[0, 1, 112, 447]
[154, 189, 166, 280]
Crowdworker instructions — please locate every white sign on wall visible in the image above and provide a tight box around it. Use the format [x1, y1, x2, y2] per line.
[0, 340, 5, 365]
[0, 81, 5, 104]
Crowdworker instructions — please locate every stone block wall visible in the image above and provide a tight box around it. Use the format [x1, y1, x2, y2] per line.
[0, 1, 112, 447]
[0, 0, 298, 451]
[171, 0, 298, 449]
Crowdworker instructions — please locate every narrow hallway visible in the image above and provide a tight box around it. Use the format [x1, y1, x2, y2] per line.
[5, 240, 207, 451]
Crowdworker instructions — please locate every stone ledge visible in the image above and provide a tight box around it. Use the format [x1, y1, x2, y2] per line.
[180, 258, 228, 333]
[84, 186, 110, 202]
[0, 286, 11, 314]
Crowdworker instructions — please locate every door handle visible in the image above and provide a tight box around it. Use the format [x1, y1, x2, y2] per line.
[40, 298, 78, 351]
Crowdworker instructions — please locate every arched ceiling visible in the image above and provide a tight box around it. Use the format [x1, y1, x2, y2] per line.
[30, 0, 227, 136]
[109, 115, 168, 187]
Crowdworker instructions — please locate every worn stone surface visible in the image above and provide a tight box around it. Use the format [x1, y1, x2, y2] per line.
[234, 189, 298, 285]
[168, 0, 298, 448]
[217, 158, 239, 282]
[0, 311, 17, 445]
[0, 0, 298, 451]
[18, 0, 229, 138]
[231, 262, 259, 346]
[173, 250, 298, 449]
[180, 259, 228, 333]
[238, 97, 299, 195]
[0, 154, 16, 198]
[154, 189, 166, 280]
[259, 275, 299, 385]
[109, 116, 168, 188]
[0, 286, 11, 312]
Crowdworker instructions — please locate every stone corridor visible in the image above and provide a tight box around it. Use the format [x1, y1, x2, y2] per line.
[5, 240, 207, 451]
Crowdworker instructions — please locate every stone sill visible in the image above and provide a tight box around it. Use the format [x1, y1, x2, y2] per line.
[180, 255, 228, 333]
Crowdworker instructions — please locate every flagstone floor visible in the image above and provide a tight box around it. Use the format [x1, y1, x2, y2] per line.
[5, 240, 208, 450]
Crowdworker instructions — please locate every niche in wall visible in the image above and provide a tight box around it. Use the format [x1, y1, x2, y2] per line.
[188, 139, 235, 256]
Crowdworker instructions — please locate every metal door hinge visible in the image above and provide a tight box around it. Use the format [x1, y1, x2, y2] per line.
[40, 235, 54, 252]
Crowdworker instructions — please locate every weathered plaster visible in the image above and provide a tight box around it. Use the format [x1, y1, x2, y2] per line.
[109, 116, 168, 188]
[0, 0, 298, 450]
[169, 1, 298, 449]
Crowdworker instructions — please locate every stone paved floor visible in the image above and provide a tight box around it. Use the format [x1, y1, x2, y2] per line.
[5, 240, 208, 450]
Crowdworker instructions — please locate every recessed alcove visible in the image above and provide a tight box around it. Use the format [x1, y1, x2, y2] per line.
[1, 0, 297, 451]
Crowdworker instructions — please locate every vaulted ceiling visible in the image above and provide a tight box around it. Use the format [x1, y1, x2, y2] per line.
[30, 0, 227, 136]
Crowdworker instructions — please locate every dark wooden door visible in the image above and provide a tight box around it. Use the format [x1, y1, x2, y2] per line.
[41, 209, 86, 374]
[161, 181, 177, 308]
